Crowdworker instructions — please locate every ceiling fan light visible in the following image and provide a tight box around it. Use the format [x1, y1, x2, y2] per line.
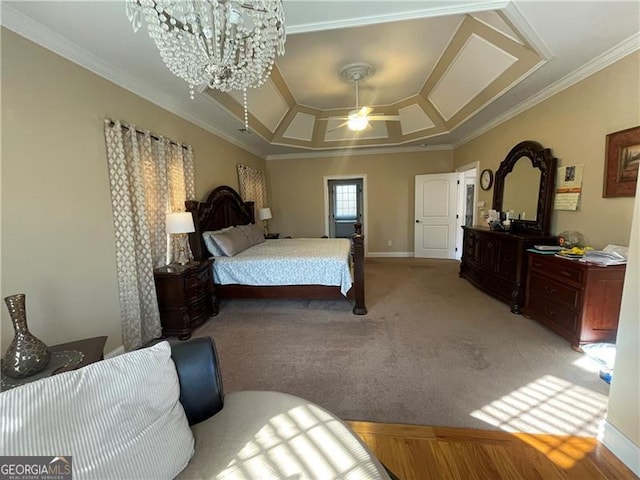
[347, 114, 369, 131]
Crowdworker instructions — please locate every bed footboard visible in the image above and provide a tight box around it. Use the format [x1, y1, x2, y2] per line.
[352, 223, 367, 315]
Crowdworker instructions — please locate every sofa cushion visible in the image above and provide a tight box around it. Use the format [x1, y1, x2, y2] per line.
[0, 341, 194, 479]
[177, 390, 390, 480]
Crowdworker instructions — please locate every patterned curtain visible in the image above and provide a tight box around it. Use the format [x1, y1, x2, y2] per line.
[237, 164, 267, 211]
[104, 119, 195, 351]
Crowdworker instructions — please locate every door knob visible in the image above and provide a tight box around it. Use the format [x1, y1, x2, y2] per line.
[415, 220, 420, 223]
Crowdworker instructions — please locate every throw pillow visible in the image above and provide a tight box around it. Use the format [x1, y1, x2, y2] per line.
[211, 227, 252, 256]
[203, 226, 233, 257]
[0, 341, 194, 479]
[238, 223, 266, 247]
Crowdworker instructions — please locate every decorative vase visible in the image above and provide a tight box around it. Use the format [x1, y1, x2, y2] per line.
[2, 293, 51, 378]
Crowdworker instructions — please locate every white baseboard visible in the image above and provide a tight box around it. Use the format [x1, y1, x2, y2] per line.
[599, 420, 640, 477]
[105, 345, 125, 359]
[367, 252, 414, 258]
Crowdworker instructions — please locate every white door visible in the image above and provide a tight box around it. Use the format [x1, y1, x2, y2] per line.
[414, 173, 458, 258]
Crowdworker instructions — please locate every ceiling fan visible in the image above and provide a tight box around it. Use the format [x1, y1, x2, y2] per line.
[324, 63, 401, 133]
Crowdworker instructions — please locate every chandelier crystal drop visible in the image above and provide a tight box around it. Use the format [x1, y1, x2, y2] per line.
[126, 0, 286, 114]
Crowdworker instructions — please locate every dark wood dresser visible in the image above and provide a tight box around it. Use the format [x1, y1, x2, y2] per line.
[459, 226, 556, 313]
[523, 253, 625, 349]
[153, 259, 218, 340]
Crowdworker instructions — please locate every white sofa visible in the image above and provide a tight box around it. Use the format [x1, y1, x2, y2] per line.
[1, 338, 394, 480]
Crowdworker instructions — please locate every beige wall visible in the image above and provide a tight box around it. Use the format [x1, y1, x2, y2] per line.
[266, 150, 454, 253]
[1, 29, 263, 353]
[607, 180, 640, 458]
[454, 52, 640, 249]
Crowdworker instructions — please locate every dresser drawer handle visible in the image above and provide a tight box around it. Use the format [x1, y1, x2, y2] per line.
[544, 307, 555, 318]
[532, 261, 543, 268]
[560, 270, 572, 277]
[544, 286, 557, 295]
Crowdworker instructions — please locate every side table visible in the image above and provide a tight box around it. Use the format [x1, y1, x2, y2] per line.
[153, 259, 218, 340]
[49, 336, 108, 373]
[1, 336, 107, 391]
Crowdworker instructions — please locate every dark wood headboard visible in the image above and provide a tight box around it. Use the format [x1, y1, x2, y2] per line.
[186, 186, 255, 261]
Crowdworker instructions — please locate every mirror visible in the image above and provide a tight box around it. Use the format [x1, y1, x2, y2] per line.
[502, 157, 541, 221]
[493, 141, 557, 235]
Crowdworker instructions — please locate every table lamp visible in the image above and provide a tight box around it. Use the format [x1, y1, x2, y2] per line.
[258, 207, 272, 235]
[166, 212, 195, 265]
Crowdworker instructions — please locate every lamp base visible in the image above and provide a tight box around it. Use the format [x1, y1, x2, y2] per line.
[176, 249, 189, 265]
[174, 234, 190, 265]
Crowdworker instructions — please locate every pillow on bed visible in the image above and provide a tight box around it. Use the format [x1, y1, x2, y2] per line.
[203, 227, 233, 257]
[211, 227, 252, 256]
[238, 223, 265, 247]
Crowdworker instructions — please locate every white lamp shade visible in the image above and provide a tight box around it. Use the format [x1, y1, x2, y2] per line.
[258, 208, 272, 221]
[166, 212, 195, 234]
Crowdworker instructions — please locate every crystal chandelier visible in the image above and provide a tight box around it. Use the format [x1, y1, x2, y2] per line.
[126, 0, 286, 131]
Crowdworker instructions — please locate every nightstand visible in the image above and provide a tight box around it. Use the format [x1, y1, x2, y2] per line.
[264, 233, 280, 239]
[1, 336, 107, 391]
[153, 259, 218, 340]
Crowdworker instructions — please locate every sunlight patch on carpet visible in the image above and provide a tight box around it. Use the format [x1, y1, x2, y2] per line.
[470, 375, 607, 468]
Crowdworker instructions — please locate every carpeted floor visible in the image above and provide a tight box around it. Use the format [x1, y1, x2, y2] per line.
[194, 258, 610, 436]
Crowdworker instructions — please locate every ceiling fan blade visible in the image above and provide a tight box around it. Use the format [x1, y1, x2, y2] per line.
[318, 117, 350, 121]
[359, 106, 373, 116]
[326, 121, 349, 133]
[367, 115, 401, 121]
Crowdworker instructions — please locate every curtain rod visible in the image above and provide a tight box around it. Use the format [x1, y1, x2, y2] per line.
[106, 119, 189, 151]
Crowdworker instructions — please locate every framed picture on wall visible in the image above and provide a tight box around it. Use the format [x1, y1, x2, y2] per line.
[603, 125, 639, 198]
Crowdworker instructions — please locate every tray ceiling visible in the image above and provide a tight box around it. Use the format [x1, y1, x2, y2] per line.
[2, 1, 639, 158]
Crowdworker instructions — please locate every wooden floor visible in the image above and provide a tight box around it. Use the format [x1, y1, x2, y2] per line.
[347, 421, 638, 480]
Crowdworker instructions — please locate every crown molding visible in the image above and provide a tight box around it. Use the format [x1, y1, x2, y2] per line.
[502, 2, 552, 59]
[0, 4, 264, 159]
[287, 1, 510, 34]
[453, 32, 640, 149]
[266, 144, 452, 161]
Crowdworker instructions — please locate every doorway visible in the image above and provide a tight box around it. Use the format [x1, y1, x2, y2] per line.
[455, 163, 479, 260]
[327, 178, 364, 238]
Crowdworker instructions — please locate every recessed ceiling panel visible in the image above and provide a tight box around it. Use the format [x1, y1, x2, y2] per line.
[324, 120, 389, 142]
[282, 112, 316, 141]
[428, 34, 518, 121]
[276, 15, 463, 109]
[228, 79, 288, 132]
[399, 104, 435, 135]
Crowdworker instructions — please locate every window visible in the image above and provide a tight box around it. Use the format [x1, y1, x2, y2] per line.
[335, 184, 357, 219]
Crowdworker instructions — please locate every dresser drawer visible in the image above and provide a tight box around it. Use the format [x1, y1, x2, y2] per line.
[528, 274, 581, 312]
[529, 255, 584, 284]
[184, 266, 212, 298]
[525, 300, 578, 338]
[187, 295, 210, 321]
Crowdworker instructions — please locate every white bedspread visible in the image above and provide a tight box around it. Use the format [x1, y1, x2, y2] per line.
[212, 238, 353, 296]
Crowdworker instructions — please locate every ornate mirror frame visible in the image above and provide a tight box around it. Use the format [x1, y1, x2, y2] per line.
[493, 140, 557, 235]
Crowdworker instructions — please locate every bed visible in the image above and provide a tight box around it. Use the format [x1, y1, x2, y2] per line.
[186, 186, 366, 314]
